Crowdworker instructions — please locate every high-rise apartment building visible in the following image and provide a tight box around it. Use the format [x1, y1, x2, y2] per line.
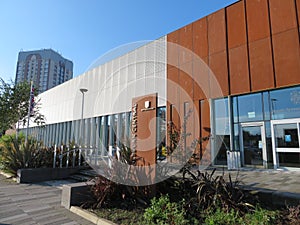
[15, 49, 73, 93]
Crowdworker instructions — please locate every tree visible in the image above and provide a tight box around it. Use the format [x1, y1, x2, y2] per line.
[0, 78, 45, 136]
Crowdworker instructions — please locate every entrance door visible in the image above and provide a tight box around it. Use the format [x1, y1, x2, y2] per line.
[240, 123, 267, 168]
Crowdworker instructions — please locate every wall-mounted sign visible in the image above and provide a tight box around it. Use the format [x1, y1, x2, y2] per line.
[285, 135, 292, 143]
[145, 101, 150, 109]
[141, 100, 155, 112]
[131, 103, 138, 154]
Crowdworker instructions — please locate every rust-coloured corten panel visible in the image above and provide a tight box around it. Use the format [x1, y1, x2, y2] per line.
[167, 30, 179, 67]
[297, 0, 300, 26]
[191, 100, 201, 165]
[166, 102, 180, 150]
[209, 51, 229, 98]
[249, 37, 275, 91]
[193, 57, 209, 100]
[208, 9, 227, 55]
[167, 65, 179, 106]
[179, 24, 193, 65]
[132, 94, 157, 166]
[246, 0, 270, 42]
[193, 17, 208, 59]
[269, 0, 297, 35]
[273, 29, 300, 87]
[227, 1, 247, 49]
[201, 99, 211, 164]
[179, 61, 193, 102]
[167, 65, 179, 83]
[229, 45, 251, 95]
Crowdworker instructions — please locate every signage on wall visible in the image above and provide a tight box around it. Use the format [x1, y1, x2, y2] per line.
[131, 103, 138, 155]
[285, 135, 292, 143]
[141, 100, 155, 112]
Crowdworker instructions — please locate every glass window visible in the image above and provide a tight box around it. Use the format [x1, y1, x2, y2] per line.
[238, 93, 263, 122]
[270, 86, 300, 120]
[278, 152, 300, 168]
[263, 92, 271, 121]
[265, 122, 273, 166]
[113, 114, 118, 147]
[274, 123, 299, 148]
[157, 107, 166, 160]
[233, 97, 239, 123]
[214, 98, 230, 165]
[234, 124, 240, 151]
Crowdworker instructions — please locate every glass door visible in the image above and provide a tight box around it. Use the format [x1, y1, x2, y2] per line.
[240, 122, 267, 168]
[271, 119, 300, 169]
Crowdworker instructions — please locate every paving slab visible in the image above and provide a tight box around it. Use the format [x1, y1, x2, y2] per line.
[204, 167, 300, 207]
[0, 174, 95, 225]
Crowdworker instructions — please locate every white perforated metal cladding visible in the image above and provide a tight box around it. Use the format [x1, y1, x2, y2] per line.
[34, 36, 167, 126]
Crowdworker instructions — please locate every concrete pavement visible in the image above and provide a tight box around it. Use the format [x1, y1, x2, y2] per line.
[0, 174, 94, 225]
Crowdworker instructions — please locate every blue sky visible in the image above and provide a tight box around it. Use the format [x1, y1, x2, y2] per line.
[0, 0, 238, 82]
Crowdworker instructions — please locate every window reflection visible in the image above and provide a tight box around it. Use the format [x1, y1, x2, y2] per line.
[237, 93, 263, 122]
[270, 86, 300, 120]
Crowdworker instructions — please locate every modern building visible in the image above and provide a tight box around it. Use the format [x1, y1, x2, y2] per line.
[15, 49, 73, 93]
[25, 0, 300, 171]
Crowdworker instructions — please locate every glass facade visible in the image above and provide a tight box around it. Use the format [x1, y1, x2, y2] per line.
[23, 107, 167, 160]
[270, 86, 300, 120]
[24, 111, 133, 158]
[214, 85, 300, 169]
[24, 84, 300, 169]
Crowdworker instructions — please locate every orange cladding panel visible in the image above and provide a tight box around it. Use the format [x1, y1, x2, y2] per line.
[229, 45, 250, 95]
[246, 0, 270, 42]
[297, 0, 300, 26]
[193, 57, 209, 100]
[132, 94, 157, 166]
[193, 18, 208, 59]
[273, 29, 300, 87]
[208, 9, 226, 54]
[227, 1, 247, 49]
[269, 0, 297, 34]
[167, 30, 179, 67]
[179, 24, 193, 64]
[209, 51, 229, 98]
[200, 99, 211, 164]
[249, 38, 275, 91]
[167, 66, 179, 105]
[179, 62, 193, 102]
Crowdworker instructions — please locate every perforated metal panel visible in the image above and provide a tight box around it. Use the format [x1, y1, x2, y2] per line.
[34, 36, 166, 126]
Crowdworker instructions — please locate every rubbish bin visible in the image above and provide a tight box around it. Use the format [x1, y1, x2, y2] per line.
[227, 150, 241, 170]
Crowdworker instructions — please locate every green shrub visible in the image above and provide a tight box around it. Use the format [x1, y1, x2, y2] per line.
[0, 134, 53, 174]
[243, 207, 277, 225]
[143, 194, 188, 225]
[204, 208, 242, 225]
[204, 207, 277, 225]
